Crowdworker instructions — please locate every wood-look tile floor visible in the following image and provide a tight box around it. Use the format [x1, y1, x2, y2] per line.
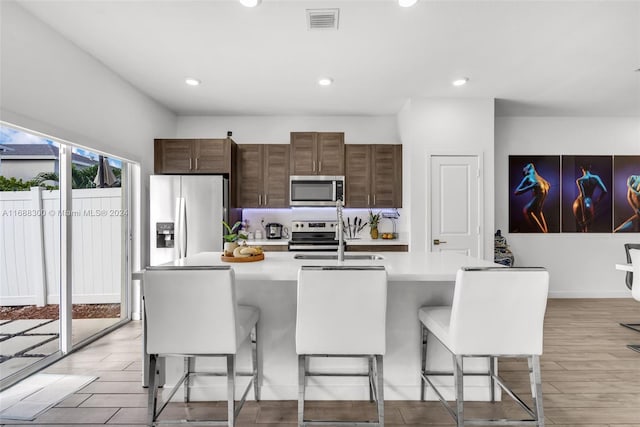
[1, 298, 639, 426]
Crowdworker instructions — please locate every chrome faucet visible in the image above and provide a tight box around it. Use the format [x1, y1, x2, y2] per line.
[336, 198, 345, 262]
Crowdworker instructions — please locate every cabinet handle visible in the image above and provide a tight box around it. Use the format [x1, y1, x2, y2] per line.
[367, 194, 370, 206]
[318, 161, 322, 172]
[312, 162, 315, 172]
[264, 194, 268, 205]
[195, 158, 199, 170]
[259, 194, 262, 206]
[189, 159, 192, 170]
[373, 194, 376, 205]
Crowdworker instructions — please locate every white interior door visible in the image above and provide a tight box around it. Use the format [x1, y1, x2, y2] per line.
[430, 155, 481, 257]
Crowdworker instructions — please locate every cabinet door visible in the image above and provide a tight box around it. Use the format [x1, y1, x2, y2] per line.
[237, 145, 263, 208]
[290, 132, 317, 175]
[154, 139, 194, 173]
[195, 139, 230, 173]
[345, 145, 371, 208]
[371, 145, 402, 208]
[263, 145, 290, 208]
[317, 132, 344, 175]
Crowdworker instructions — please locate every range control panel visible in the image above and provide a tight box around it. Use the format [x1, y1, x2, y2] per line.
[291, 220, 337, 232]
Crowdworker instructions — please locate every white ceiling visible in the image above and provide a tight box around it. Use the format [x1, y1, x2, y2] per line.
[15, 0, 640, 117]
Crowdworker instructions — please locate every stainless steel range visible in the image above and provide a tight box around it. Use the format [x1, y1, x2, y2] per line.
[288, 220, 343, 251]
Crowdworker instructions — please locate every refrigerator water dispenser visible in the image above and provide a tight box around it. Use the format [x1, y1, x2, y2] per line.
[156, 222, 175, 248]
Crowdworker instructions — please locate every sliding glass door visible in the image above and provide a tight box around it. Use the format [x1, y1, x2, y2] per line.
[0, 123, 133, 389]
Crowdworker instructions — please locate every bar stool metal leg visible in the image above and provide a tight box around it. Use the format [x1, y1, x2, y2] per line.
[529, 355, 545, 427]
[420, 323, 428, 401]
[375, 355, 384, 426]
[452, 355, 464, 427]
[367, 356, 375, 402]
[251, 326, 260, 401]
[147, 354, 158, 427]
[184, 356, 195, 403]
[298, 355, 305, 427]
[489, 356, 496, 403]
[227, 355, 236, 427]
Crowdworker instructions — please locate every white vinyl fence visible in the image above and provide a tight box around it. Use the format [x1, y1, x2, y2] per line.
[1, 187, 122, 306]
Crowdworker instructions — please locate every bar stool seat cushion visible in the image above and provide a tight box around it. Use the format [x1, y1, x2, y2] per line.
[418, 306, 451, 346]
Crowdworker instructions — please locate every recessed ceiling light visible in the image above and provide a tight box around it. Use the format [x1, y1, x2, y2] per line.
[398, 0, 418, 7]
[452, 77, 469, 87]
[239, 0, 261, 7]
[318, 77, 334, 86]
[185, 78, 201, 86]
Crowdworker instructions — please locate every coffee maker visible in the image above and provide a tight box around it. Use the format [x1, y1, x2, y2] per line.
[265, 223, 287, 239]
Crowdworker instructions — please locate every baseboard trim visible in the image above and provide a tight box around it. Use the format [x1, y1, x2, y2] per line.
[548, 291, 632, 298]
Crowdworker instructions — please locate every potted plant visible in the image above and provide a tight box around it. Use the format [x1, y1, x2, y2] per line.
[368, 210, 381, 239]
[223, 221, 248, 256]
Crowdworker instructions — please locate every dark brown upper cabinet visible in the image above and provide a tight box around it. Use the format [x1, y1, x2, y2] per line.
[345, 144, 402, 208]
[154, 138, 234, 174]
[237, 144, 290, 208]
[290, 132, 344, 176]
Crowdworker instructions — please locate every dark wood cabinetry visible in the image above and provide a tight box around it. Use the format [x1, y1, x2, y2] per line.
[290, 132, 344, 176]
[345, 144, 402, 208]
[154, 138, 234, 174]
[237, 144, 290, 208]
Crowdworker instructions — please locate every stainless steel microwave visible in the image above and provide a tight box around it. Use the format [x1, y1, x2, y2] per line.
[290, 175, 345, 207]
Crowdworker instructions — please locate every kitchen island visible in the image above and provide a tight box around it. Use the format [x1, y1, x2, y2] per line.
[145, 251, 498, 401]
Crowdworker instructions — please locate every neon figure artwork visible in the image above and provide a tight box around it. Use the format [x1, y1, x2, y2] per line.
[514, 163, 550, 233]
[614, 175, 640, 232]
[572, 165, 608, 232]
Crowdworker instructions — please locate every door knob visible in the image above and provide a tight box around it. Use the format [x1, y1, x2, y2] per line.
[433, 239, 447, 245]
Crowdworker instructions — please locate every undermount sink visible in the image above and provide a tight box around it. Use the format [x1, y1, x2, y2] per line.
[294, 254, 385, 261]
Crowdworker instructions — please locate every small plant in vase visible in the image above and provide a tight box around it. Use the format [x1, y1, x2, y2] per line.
[368, 210, 381, 239]
[222, 221, 248, 256]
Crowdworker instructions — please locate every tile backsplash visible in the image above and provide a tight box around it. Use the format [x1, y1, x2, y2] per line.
[241, 208, 406, 236]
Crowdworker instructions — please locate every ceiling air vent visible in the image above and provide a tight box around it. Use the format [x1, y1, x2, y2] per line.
[307, 8, 339, 30]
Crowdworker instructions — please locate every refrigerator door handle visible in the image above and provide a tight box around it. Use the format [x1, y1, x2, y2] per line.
[174, 197, 186, 259]
[179, 197, 187, 258]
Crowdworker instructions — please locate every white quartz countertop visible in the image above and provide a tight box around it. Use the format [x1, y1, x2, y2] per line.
[159, 251, 497, 282]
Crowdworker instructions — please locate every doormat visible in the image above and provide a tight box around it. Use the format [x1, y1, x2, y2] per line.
[0, 373, 96, 420]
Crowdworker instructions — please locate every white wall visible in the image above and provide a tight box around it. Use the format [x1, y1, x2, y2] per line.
[496, 116, 640, 297]
[176, 115, 398, 144]
[0, 2, 178, 276]
[397, 98, 495, 258]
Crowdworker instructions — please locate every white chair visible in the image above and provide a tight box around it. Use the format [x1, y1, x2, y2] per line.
[296, 266, 387, 427]
[627, 249, 640, 353]
[620, 243, 640, 334]
[143, 266, 259, 427]
[419, 267, 549, 427]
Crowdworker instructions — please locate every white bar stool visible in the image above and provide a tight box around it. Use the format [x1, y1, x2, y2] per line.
[143, 266, 259, 427]
[620, 243, 640, 336]
[627, 249, 640, 353]
[419, 267, 549, 427]
[296, 266, 388, 427]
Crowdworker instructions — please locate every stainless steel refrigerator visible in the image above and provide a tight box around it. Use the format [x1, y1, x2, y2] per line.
[149, 175, 228, 266]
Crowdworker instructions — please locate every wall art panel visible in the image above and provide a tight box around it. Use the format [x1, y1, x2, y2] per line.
[613, 155, 640, 233]
[561, 155, 612, 233]
[509, 155, 560, 233]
